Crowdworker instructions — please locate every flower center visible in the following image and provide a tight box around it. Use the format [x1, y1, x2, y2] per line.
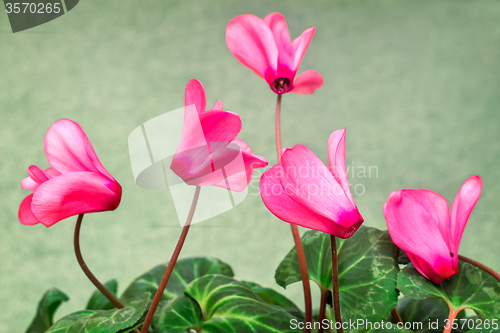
[271, 77, 292, 94]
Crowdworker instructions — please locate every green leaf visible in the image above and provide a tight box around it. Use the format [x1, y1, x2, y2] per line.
[275, 226, 399, 324]
[243, 281, 303, 319]
[393, 297, 465, 333]
[152, 295, 204, 333]
[185, 275, 299, 333]
[26, 288, 69, 333]
[86, 279, 119, 310]
[121, 257, 234, 303]
[46, 292, 150, 333]
[397, 261, 500, 319]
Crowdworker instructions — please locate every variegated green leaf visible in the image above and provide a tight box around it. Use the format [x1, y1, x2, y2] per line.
[46, 292, 150, 333]
[26, 288, 69, 333]
[121, 257, 234, 303]
[397, 261, 500, 319]
[275, 226, 399, 330]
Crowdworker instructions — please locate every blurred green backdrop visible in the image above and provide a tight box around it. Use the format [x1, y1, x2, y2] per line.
[1, 0, 500, 330]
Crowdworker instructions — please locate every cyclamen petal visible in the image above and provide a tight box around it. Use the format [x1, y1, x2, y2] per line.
[383, 176, 482, 284]
[19, 119, 122, 227]
[170, 79, 268, 191]
[259, 129, 363, 239]
[226, 12, 323, 95]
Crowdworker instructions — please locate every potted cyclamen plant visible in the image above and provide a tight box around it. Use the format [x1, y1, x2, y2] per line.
[20, 12, 500, 333]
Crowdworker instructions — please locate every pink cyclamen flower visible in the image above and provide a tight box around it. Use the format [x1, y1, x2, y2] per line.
[383, 176, 483, 284]
[259, 129, 363, 238]
[226, 12, 324, 95]
[19, 119, 122, 227]
[170, 79, 268, 192]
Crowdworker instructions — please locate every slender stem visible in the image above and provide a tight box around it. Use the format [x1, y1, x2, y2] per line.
[391, 308, 403, 324]
[443, 305, 465, 333]
[330, 236, 343, 333]
[74, 214, 141, 333]
[318, 289, 329, 333]
[459, 255, 500, 282]
[75, 214, 125, 308]
[141, 186, 201, 333]
[275, 94, 312, 331]
[275, 94, 283, 157]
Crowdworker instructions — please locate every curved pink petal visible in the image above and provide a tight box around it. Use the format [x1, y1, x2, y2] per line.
[264, 12, 294, 78]
[201, 111, 242, 146]
[21, 176, 39, 191]
[450, 176, 482, 256]
[289, 69, 324, 94]
[260, 163, 342, 234]
[292, 27, 316, 73]
[19, 194, 40, 225]
[31, 172, 122, 227]
[384, 189, 454, 283]
[44, 119, 115, 181]
[185, 79, 207, 113]
[212, 99, 223, 111]
[406, 252, 455, 284]
[28, 165, 50, 184]
[327, 129, 355, 207]
[407, 189, 451, 253]
[172, 110, 242, 177]
[21, 167, 61, 191]
[212, 139, 268, 192]
[226, 14, 278, 83]
[279, 144, 363, 237]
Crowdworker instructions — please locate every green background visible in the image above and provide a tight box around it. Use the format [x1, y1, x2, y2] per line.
[1, 0, 499, 330]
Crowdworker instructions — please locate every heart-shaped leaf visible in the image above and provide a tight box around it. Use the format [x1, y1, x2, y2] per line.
[86, 279, 119, 310]
[121, 257, 233, 303]
[275, 226, 399, 325]
[152, 295, 204, 333]
[46, 292, 150, 333]
[397, 261, 500, 319]
[152, 275, 299, 332]
[392, 297, 465, 333]
[26, 288, 69, 333]
[244, 281, 303, 319]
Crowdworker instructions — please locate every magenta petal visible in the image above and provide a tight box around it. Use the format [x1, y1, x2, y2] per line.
[19, 194, 40, 225]
[185, 79, 207, 113]
[327, 128, 355, 207]
[260, 164, 337, 234]
[384, 189, 454, 282]
[31, 172, 122, 227]
[279, 145, 363, 236]
[292, 27, 316, 73]
[201, 111, 242, 146]
[264, 12, 294, 78]
[226, 14, 278, 82]
[290, 69, 324, 94]
[21, 176, 39, 191]
[44, 119, 115, 181]
[212, 99, 224, 111]
[450, 176, 482, 255]
[406, 252, 453, 284]
[213, 139, 268, 191]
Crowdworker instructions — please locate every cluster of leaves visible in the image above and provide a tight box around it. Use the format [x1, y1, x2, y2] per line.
[26, 227, 500, 333]
[276, 226, 500, 333]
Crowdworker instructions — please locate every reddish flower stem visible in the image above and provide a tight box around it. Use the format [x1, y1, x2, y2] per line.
[141, 186, 201, 333]
[391, 308, 403, 324]
[443, 304, 465, 333]
[459, 255, 500, 282]
[318, 289, 329, 333]
[276, 94, 312, 332]
[330, 235, 343, 333]
[74, 214, 141, 333]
